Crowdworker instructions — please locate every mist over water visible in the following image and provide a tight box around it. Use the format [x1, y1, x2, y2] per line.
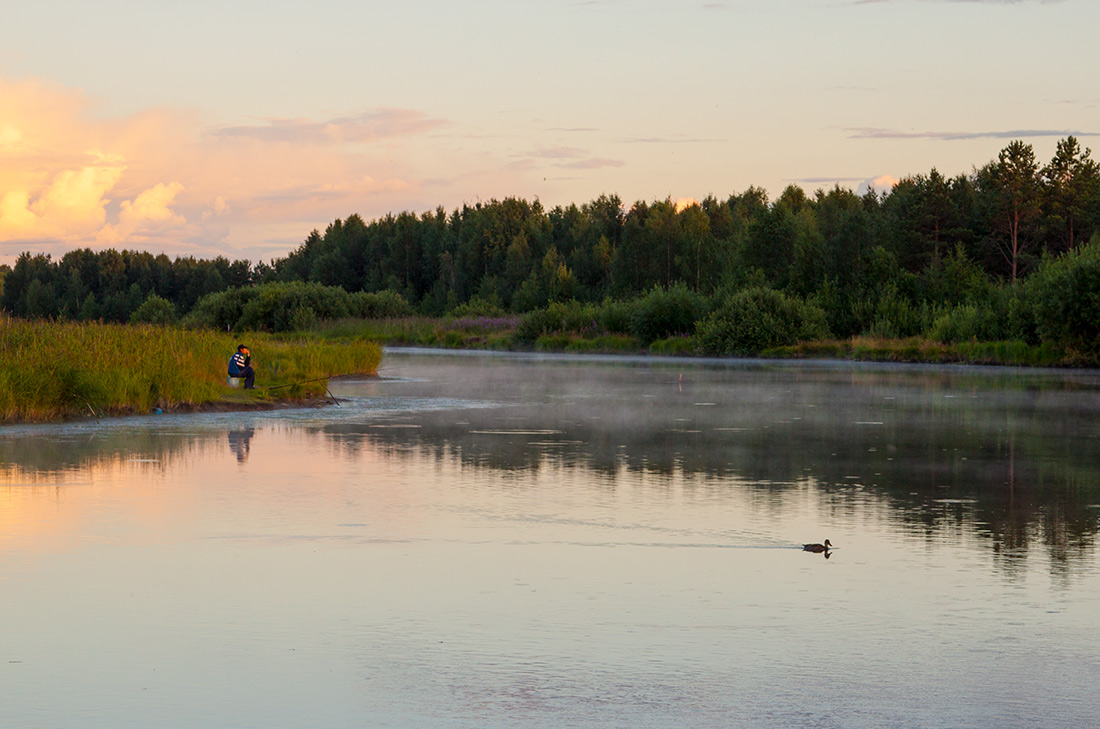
[2, 350, 1099, 728]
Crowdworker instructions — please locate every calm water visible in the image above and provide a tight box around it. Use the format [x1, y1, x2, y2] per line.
[3, 350, 1100, 729]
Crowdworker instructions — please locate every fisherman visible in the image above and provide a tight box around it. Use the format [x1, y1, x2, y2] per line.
[228, 344, 256, 389]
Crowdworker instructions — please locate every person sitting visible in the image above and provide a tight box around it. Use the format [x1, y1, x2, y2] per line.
[228, 344, 256, 389]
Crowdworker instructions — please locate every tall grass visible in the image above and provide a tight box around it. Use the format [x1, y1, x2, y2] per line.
[0, 316, 382, 422]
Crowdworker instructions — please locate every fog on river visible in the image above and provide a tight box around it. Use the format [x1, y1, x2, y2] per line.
[2, 350, 1099, 728]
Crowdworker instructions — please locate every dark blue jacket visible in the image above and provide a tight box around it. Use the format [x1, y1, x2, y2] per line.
[228, 351, 249, 376]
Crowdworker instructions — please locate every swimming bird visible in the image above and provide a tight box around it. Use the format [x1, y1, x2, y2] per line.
[802, 539, 832, 552]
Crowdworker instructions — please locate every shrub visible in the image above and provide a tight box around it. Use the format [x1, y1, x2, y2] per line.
[928, 304, 995, 343]
[919, 245, 992, 306]
[1027, 239, 1100, 352]
[986, 285, 1038, 343]
[288, 306, 319, 331]
[349, 289, 414, 319]
[129, 294, 177, 325]
[628, 284, 707, 344]
[514, 300, 600, 343]
[854, 286, 927, 339]
[649, 335, 697, 355]
[186, 282, 353, 332]
[447, 315, 520, 332]
[448, 296, 507, 318]
[696, 287, 829, 355]
[183, 287, 252, 331]
[596, 299, 635, 335]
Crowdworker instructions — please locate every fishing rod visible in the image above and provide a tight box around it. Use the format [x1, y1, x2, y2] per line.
[260, 371, 378, 406]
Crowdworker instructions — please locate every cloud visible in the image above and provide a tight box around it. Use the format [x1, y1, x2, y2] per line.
[560, 158, 625, 170]
[525, 146, 625, 170]
[0, 75, 471, 263]
[847, 126, 1096, 140]
[532, 146, 588, 159]
[1, 158, 124, 239]
[97, 182, 186, 245]
[210, 109, 445, 145]
[784, 174, 899, 196]
[623, 136, 723, 144]
[857, 174, 900, 196]
[787, 176, 866, 183]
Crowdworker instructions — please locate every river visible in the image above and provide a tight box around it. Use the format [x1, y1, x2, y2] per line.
[2, 349, 1099, 728]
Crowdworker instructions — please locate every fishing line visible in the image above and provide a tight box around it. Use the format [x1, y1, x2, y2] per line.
[259, 371, 378, 405]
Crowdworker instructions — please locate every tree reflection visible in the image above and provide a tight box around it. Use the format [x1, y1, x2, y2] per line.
[321, 360, 1100, 579]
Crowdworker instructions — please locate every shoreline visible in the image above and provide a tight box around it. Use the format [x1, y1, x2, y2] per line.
[379, 342, 1099, 374]
[3, 375, 378, 426]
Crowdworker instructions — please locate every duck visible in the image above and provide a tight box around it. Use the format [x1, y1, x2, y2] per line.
[802, 539, 832, 553]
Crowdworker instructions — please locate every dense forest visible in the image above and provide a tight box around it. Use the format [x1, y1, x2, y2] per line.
[3, 137, 1100, 353]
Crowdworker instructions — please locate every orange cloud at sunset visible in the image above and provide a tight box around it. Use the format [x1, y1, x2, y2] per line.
[871, 174, 900, 190]
[0, 75, 457, 264]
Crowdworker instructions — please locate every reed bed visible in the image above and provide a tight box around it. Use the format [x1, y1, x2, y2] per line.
[0, 316, 382, 422]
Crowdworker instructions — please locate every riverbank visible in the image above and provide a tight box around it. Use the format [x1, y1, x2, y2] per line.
[307, 316, 1084, 368]
[0, 318, 382, 423]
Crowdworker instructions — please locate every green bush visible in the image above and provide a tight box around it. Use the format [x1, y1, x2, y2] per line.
[1027, 239, 1100, 352]
[696, 287, 829, 355]
[237, 282, 349, 332]
[448, 296, 506, 318]
[596, 299, 635, 335]
[186, 282, 355, 332]
[628, 284, 707, 344]
[129, 294, 177, 325]
[649, 335, 697, 355]
[855, 287, 927, 339]
[288, 306, 319, 331]
[986, 285, 1038, 343]
[514, 300, 599, 343]
[928, 304, 995, 343]
[183, 287, 251, 331]
[348, 289, 413, 319]
[919, 246, 992, 306]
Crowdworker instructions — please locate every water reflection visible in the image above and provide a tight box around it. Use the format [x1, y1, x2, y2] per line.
[2, 353, 1099, 580]
[323, 353, 1100, 578]
[4, 352, 1100, 728]
[227, 427, 255, 463]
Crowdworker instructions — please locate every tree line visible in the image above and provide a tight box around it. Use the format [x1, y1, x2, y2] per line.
[2, 137, 1099, 340]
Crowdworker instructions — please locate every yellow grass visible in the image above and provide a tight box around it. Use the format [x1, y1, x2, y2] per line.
[0, 316, 382, 422]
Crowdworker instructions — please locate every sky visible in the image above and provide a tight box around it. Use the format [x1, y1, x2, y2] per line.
[1, 0, 1098, 266]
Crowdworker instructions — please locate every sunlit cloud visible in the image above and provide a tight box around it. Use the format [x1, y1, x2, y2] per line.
[857, 174, 900, 196]
[97, 182, 186, 245]
[784, 174, 899, 196]
[0, 75, 463, 263]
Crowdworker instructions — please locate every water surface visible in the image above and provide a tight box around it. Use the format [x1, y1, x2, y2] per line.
[3, 350, 1099, 728]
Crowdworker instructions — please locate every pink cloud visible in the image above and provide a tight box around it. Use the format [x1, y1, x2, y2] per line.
[210, 109, 446, 145]
[0, 76, 457, 263]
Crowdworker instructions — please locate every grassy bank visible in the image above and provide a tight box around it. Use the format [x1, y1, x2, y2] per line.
[0, 317, 382, 423]
[305, 316, 1087, 367]
[765, 337, 1071, 367]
